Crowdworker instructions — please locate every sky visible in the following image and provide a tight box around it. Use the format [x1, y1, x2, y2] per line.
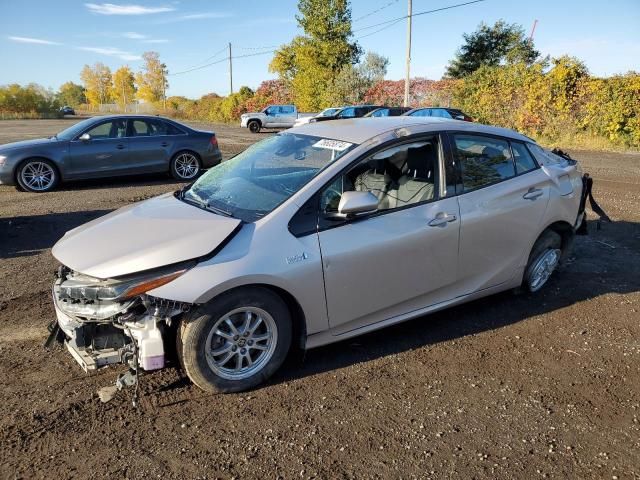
[1, 0, 639, 99]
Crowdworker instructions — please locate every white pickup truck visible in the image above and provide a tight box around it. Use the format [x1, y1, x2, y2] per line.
[240, 105, 314, 133]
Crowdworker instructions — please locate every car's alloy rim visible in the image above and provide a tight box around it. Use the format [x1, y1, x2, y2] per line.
[528, 248, 561, 292]
[21, 161, 55, 191]
[175, 153, 199, 179]
[249, 122, 259, 132]
[205, 307, 278, 380]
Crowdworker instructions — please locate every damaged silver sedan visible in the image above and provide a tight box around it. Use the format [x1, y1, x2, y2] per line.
[50, 117, 588, 395]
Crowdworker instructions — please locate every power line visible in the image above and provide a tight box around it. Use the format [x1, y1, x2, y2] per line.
[353, 0, 487, 32]
[353, 0, 399, 22]
[168, 50, 276, 76]
[357, 18, 404, 39]
[168, 0, 487, 77]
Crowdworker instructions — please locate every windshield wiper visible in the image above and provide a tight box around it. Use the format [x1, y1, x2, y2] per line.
[205, 203, 234, 218]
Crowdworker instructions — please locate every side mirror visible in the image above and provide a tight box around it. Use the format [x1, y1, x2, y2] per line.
[454, 114, 465, 121]
[79, 133, 91, 142]
[338, 191, 379, 216]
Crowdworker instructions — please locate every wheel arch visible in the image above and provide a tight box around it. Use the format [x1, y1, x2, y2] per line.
[247, 118, 262, 127]
[535, 220, 575, 263]
[198, 283, 307, 352]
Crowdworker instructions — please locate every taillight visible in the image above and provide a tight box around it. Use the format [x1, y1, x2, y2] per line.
[210, 135, 218, 147]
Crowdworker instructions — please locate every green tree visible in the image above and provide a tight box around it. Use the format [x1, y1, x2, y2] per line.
[80, 63, 112, 108]
[270, 0, 361, 110]
[445, 20, 540, 78]
[135, 51, 168, 105]
[111, 65, 137, 111]
[57, 81, 86, 107]
[326, 51, 388, 104]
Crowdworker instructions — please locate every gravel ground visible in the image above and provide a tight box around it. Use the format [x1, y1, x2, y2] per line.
[0, 119, 639, 479]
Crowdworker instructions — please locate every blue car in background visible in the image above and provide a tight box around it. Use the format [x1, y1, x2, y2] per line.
[0, 115, 222, 192]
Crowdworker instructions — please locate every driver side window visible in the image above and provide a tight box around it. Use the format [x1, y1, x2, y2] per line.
[84, 120, 126, 139]
[320, 137, 440, 215]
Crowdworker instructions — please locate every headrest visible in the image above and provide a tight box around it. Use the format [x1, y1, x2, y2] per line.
[406, 144, 435, 178]
[367, 157, 386, 174]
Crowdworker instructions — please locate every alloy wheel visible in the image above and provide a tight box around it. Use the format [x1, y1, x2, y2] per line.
[20, 161, 55, 191]
[528, 248, 561, 292]
[174, 153, 199, 179]
[205, 307, 278, 380]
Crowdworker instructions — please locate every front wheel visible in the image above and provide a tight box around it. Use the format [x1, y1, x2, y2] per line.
[247, 120, 261, 133]
[178, 287, 292, 393]
[170, 151, 201, 181]
[16, 158, 59, 192]
[522, 231, 563, 293]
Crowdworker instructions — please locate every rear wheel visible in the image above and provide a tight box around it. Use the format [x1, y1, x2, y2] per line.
[523, 231, 562, 293]
[248, 120, 261, 133]
[170, 151, 201, 181]
[178, 287, 292, 393]
[16, 158, 59, 193]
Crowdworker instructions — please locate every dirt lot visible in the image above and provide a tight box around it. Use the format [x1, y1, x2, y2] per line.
[0, 118, 638, 479]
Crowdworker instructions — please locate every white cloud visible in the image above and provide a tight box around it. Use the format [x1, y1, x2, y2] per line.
[123, 31, 146, 39]
[8, 36, 61, 45]
[85, 3, 175, 15]
[78, 46, 142, 61]
[156, 12, 232, 23]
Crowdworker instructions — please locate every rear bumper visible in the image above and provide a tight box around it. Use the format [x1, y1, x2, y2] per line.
[201, 149, 222, 168]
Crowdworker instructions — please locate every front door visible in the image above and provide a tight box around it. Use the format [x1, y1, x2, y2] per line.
[316, 135, 461, 333]
[68, 119, 130, 177]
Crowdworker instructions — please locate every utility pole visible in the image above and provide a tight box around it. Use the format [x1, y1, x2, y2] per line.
[529, 19, 538, 41]
[403, 0, 412, 107]
[228, 42, 233, 95]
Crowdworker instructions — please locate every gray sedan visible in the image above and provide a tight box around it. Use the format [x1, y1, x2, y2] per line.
[0, 115, 222, 192]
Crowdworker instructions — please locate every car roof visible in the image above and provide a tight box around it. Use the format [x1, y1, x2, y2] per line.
[290, 116, 532, 144]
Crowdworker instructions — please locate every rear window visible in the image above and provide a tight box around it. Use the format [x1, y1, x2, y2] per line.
[511, 142, 538, 174]
[453, 134, 515, 191]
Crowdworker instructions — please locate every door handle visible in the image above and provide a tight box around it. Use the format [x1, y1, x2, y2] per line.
[116, 144, 125, 150]
[428, 213, 457, 227]
[161, 142, 169, 147]
[523, 188, 543, 200]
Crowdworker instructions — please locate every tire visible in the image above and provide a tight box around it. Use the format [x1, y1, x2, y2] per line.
[16, 158, 59, 193]
[178, 287, 292, 393]
[522, 230, 563, 293]
[170, 151, 201, 181]
[248, 120, 261, 133]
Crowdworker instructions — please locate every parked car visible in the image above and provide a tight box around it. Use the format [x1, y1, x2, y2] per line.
[404, 107, 473, 121]
[364, 106, 413, 117]
[240, 105, 314, 133]
[0, 115, 222, 192]
[50, 116, 585, 394]
[60, 106, 75, 115]
[310, 105, 383, 123]
[293, 107, 344, 127]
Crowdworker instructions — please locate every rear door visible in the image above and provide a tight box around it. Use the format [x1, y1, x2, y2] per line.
[126, 119, 173, 173]
[450, 133, 550, 294]
[68, 119, 130, 177]
[316, 134, 461, 334]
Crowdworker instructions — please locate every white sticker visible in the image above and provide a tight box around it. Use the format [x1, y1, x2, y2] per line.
[313, 138, 353, 152]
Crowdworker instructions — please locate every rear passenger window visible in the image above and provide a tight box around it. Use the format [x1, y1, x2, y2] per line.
[511, 142, 538, 174]
[453, 134, 515, 191]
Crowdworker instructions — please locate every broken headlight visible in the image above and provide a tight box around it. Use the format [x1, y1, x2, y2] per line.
[54, 262, 193, 320]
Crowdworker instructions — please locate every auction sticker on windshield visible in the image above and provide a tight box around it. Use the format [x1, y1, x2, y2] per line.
[313, 139, 353, 152]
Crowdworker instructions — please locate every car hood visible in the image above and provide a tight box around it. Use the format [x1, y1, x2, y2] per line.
[52, 193, 242, 279]
[0, 137, 59, 152]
